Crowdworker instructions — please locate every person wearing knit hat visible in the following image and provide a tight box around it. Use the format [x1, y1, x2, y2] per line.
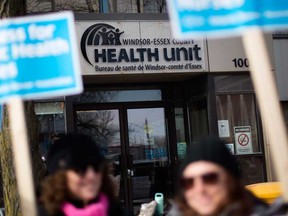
[46, 133, 105, 174]
[180, 136, 241, 178]
[38, 133, 129, 216]
[167, 136, 268, 216]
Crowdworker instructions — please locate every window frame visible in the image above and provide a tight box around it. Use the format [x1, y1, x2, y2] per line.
[213, 74, 267, 184]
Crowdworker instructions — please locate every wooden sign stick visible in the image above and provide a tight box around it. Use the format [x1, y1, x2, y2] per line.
[8, 98, 37, 216]
[243, 28, 288, 201]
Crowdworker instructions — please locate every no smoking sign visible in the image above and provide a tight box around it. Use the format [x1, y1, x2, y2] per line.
[238, 134, 249, 146]
[234, 126, 253, 154]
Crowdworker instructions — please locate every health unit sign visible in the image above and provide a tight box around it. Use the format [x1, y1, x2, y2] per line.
[0, 12, 82, 102]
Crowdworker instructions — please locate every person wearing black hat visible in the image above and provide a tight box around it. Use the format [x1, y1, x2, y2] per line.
[167, 136, 268, 216]
[38, 133, 128, 216]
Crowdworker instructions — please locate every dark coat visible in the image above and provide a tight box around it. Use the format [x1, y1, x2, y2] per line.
[260, 197, 288, 216]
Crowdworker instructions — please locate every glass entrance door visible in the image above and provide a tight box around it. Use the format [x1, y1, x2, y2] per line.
[76, 109, 125, 202]
[75, 106, 172, 215]
[127, 108, 171, 214]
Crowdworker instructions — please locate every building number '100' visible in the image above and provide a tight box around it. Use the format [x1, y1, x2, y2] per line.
[232, 58, 249, 68]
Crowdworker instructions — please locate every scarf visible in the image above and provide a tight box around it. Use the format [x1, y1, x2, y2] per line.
[61, 193, 109, 216]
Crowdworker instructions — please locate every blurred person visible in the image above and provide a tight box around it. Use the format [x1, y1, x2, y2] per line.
[38, 133, 128, 216]
[167, 136, 268, 216]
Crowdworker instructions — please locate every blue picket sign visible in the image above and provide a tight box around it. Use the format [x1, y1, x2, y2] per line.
[167, 0, 288, 37]
[0, 12, 82, 103]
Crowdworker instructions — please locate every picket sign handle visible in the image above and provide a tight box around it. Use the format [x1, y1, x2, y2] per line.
[243, 28, 288, 201]
[7, 98, 37, 216]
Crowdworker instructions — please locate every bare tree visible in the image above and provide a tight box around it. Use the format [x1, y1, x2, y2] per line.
[0, 1, 45, 215]
[142, 0, 166, 13]
[0, 104, 45, 216]
[26, 0, 99, 13]
[55, 0, 99, 12]
[77, 110, 119, 154]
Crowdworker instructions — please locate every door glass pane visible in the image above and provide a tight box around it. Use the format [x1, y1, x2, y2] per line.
[189, 100, 209, 142]
[35, 102, 65, 159]
[237, 156, 265, 185]
[127, 108, 171, 214]
[175, 108, 187, 160]
[76, 110, 123, 199]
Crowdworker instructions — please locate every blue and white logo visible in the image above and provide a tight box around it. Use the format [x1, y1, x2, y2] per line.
[0, 12, 82, 102]
[168, 0, 288, 37]
[80, 23, 124, 65]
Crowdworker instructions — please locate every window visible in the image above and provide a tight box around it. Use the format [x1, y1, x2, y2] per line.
[72, 89, 162, 103]
[215, 75, 265, 185]
[174, 108, 187, 160]
[214, 75, 254, 93]
[142, 0, 167, 13]
[26, 0, 167, 13]
[26, 0, 53, 13]
[189, 100, 209, 142]
[54, 0, 100, 12]
[216, 94, 260, 153]
[104, 0, 167, 13]
[26, 0, 100, 13]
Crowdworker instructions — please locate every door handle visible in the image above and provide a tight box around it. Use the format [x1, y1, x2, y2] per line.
[127, 169, 134, 177]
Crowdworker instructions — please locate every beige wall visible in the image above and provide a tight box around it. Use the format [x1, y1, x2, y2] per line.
[207, 34, 275, 72]
[274, 39, 288, 101]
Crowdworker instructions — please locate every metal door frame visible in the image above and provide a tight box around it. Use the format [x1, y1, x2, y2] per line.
[73, 101, 173, 212]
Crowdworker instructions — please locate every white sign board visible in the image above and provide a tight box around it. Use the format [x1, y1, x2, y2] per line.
[218, 120, 230, 138]
[76, 21, 207, 75]
[234, 126, 253, 154]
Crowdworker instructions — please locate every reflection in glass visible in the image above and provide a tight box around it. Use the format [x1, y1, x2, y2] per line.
[26, 0, 167, 13]
[76, 110, 123, 199]
[35, 102, 65, 158]
[142, 0, 167, 13]
[26, 0, 100, 13]
[108, 0, 137, 13]
[54, 0, 99, 12]
[128, 108, 167, 161]
[107, 0, 167, 13]
[26, 0, 53, 13]
[127, 108, 171, 214]
[76, 110, 120, 156]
